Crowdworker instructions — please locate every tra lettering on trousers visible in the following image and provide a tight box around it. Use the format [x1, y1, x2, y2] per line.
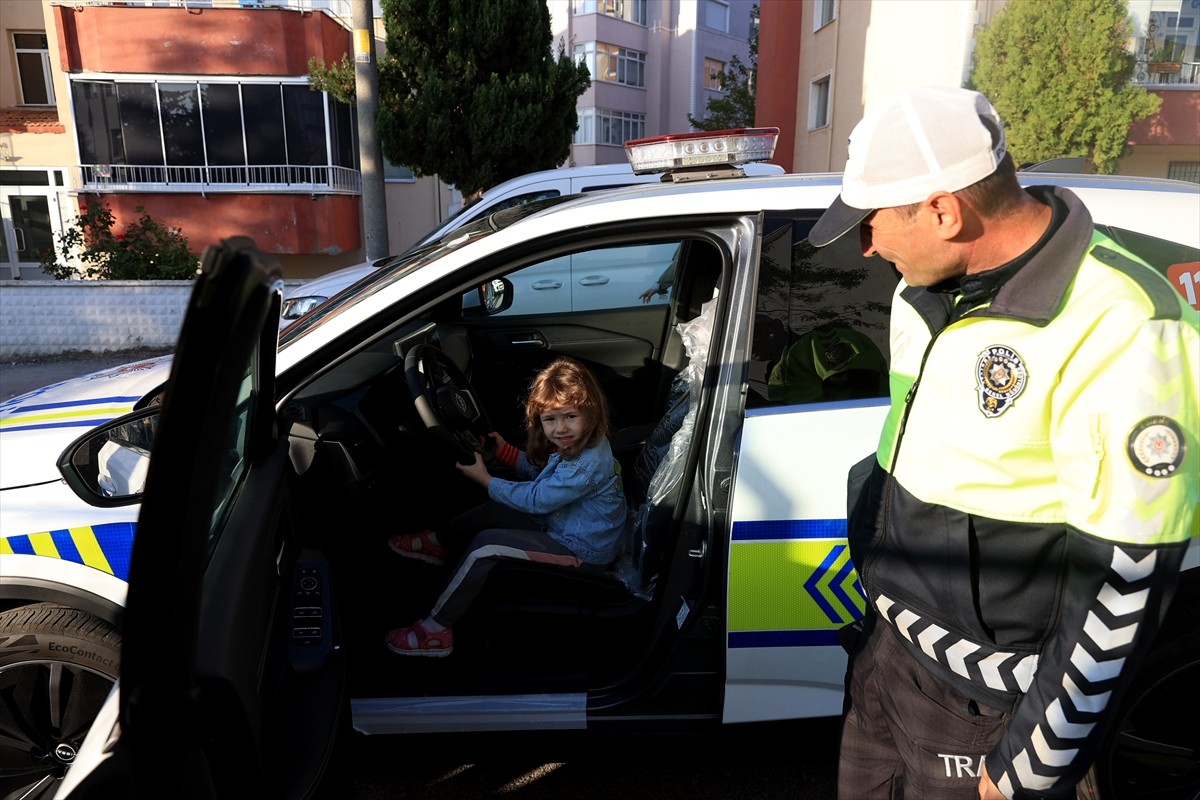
[938, 754, 985, 778]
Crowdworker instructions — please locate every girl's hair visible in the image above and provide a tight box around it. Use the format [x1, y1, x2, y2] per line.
[524, 357, 610, 463]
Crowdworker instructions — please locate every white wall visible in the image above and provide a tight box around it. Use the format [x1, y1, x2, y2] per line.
[0, 279, 304, 359]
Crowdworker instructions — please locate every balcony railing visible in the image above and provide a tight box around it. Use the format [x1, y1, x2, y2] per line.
[73, 164, 362, 195]
[1134, 60, 1200, 86]
[84, 0, 357, 24]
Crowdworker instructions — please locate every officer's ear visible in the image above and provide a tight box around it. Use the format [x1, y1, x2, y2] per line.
[923, 191, 964, 241]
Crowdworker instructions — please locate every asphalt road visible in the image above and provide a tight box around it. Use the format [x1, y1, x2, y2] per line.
[2, 351, 842, 798]
[344, 718, 841, 799]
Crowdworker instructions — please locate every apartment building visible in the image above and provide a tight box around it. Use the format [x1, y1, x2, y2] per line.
[0, 0, 455, 281]
[551, 0, 759, 166]
[2, 0, 757, 282]
[757, 0, 1199, 182]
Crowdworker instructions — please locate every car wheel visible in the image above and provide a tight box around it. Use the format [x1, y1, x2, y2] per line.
[0, 603, 121, 800]
[1077, 600, 1200, 800]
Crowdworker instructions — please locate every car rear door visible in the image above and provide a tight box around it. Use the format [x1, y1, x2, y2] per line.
[63, 238, 343, 799]
[724, 213, 897, 724]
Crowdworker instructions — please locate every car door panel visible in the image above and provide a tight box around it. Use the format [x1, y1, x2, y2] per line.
[723, 212, 898, 724]
[63, 239, 343, 799]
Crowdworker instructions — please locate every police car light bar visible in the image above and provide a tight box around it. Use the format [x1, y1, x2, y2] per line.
[624, 127, 779, 175]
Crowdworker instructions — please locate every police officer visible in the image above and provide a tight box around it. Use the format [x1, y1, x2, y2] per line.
[809, 86, 1199, 799]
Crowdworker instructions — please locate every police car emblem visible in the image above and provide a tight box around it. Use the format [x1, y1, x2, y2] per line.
[1127, 416, 1185, 478]
[976, 345, 1027, 418]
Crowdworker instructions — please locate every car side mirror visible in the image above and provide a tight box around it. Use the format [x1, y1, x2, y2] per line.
[58, 407, 161, 505]
[463, 276, 514, 316]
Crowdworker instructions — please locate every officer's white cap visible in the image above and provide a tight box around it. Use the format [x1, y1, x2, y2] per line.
[809, 86, 1007, 248]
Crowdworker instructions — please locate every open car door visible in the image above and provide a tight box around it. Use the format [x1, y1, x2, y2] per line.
[60, 238, 343, 799]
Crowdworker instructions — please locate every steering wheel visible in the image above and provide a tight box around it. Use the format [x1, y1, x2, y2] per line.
[405, 344, 495, 465]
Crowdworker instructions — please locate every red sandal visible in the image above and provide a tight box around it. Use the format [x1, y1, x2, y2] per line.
[387, 530, 448, 565]
[385, 619, 454, 657]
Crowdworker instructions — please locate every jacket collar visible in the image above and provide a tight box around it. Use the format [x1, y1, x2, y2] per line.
[901, 185, 1093, 329]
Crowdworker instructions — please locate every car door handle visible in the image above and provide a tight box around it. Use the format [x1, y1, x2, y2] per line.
[530, 280, 562, 290]
[509, 333, 545, 347]
[578, 275, 610, 286]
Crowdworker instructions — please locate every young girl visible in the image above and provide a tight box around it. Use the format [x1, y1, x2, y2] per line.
[385, 356, 628, 657]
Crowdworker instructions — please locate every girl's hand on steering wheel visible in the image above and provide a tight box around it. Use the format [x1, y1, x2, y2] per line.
[455, 452, 492, 488]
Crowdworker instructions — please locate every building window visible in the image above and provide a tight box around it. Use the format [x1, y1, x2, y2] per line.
[574, 42, 646, 88]
[1131, 3, 1199, 86]
[383, 157, 415, 182]
[703, 0, 730, 32]
[1168, 161, 1200, 184]
[574, 108, 645, 146]
[70, 78, 356, 190]
[705, 58, 726, 91]
[13, 33, 55, 106]
[809, 75, 831, 130]
[572, 0, 647, 26]
[814, 0, 836, 30]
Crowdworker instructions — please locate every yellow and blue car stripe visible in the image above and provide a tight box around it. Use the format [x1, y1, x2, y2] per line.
[1, 522, 136, 581]
[727, 518, 865, 648]
[0, 395, 141, 434]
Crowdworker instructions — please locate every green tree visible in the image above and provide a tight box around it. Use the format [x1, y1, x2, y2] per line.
[689, 4, 758, 131]
[307, 52, 355, 105]
[40, 203, 197, 280]
[969, 0, 1160, 174]
[375, 0, 591, 199]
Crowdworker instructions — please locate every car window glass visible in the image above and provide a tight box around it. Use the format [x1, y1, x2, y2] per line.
[207, 354, 255, 555]
[749, 213, 897, 407]
[493, 240, 682, 316]
[1095, 223, 1200, 310]
[489, 188, 560, 212]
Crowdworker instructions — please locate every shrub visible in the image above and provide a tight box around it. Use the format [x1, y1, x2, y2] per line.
[40, 202, 198, 280]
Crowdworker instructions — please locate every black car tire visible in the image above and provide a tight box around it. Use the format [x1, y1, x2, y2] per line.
[1076, 599, 1200, 800]
[0, 603, 121, 800]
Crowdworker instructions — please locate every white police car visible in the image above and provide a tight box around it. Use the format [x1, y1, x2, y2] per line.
[0, 129, 1196, 800]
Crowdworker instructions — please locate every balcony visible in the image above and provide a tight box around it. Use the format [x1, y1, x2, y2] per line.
[1135, 59, 1200, 86]
[82, 0, 356, 25]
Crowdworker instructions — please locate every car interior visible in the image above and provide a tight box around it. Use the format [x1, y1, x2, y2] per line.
[275, 231, 732, 706]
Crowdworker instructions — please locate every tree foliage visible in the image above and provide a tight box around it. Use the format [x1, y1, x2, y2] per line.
[40, 203, 197, 280]
[375, 0, 591, 198]
[307, 52, 356, 105]
[689, 55, 758, 131]
[689, 5, 759, 131]
[969, 0, 1160, 174]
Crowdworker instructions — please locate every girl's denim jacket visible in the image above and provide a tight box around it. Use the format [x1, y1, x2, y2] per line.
[488, 438, 627, 565]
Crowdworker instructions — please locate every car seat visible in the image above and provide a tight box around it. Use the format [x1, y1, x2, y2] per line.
[766, 323, 887, 404]
[610, 288, 717, 600]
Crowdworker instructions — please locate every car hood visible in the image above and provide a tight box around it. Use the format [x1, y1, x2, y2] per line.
[283, 263, 376, 300]
[0, 355, 173, 488]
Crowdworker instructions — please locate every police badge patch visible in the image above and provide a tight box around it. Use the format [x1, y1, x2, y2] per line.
[976, 345, 1027, 418]
[1127, 416, 1186, 478]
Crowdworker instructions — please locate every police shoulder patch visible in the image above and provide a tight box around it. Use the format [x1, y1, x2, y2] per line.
[1127, 416, 1186, 478]
[976, 345, 1027, 418]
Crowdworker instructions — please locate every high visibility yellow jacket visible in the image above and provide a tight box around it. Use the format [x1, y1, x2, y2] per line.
[852, 186, 1199, 798]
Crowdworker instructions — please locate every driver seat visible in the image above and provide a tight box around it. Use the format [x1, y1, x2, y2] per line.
[478, 273, 719, 615]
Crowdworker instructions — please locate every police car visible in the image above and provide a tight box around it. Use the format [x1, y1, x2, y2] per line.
[0, 129, 1196, 800]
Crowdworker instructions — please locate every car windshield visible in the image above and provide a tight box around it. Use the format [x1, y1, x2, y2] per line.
[278, 196, 577, 347]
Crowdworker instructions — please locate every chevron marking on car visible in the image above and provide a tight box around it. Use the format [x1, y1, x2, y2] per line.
[0, 396, 141, 433]
[1, 522, 136, 580]
[726, 519, 866, 648]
